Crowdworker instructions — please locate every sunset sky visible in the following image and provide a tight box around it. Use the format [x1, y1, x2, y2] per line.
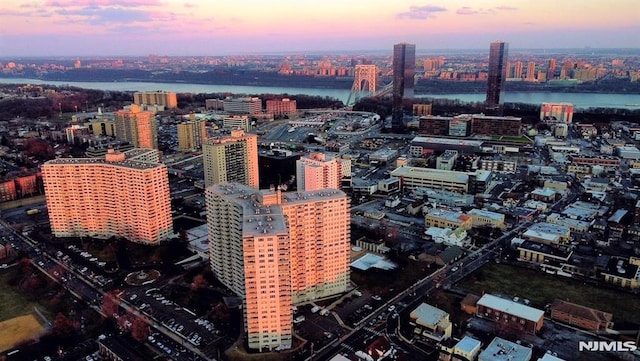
[1, 0, 639, 56]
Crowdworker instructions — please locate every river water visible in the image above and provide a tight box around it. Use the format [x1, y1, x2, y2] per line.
[1, 77, 639, 110]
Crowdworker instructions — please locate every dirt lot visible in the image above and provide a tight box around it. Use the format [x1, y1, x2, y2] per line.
[0, 314, 44, 352]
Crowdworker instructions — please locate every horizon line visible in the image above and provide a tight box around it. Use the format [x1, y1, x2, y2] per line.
[2, 47, 640, 59]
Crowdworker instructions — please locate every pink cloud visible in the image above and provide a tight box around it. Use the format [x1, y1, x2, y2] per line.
[19, 2, 41, 8]
[397, 5, 447, 20]
[45, 0, 163, 7]
[495, 5, 517, 11]
[456, 7, 478, 15]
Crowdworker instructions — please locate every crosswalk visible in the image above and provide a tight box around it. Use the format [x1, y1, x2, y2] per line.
[363, 327, 383, 336]
[340, 343, 355, 352]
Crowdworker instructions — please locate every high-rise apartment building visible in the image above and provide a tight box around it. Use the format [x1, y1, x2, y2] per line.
[392, 43, 416, 132]
[296, 152, 343, 191]
[526, 61, 537, 81]
[42, 149, 173, 245]
[547, 59, 557, 81]
[540, 103, 574, 123]
[206, 183, 350, 351]
[514, 61, 523, 79]
[486, 41, 509, 107]
[114, 105, 158, 149]
[203, 129, 259, 187]
[177, 119, 206, 151]
[133, 91, 178, 108]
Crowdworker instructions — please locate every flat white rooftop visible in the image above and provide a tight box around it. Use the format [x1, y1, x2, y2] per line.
[478, 294, 544, 323]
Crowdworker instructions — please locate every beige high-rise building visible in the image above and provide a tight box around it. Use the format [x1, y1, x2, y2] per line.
[42, 149, 173, 245]
[296, 152, 342, 191]
[114, 105, 158, 149]
[133, 91, 178, 108]
[177, 119, 206, 151]
[514, 61, 523, 79]
[526, 61, 537, 81]
[206, 183, 350, 351]
[203, 129, 259, 187]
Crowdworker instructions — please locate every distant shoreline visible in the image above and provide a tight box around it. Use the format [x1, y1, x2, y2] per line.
[2, 69, 640, 95]
[2, 77, 640, 110]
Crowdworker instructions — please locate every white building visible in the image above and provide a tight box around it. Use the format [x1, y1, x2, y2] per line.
[222, 97, 262, 114]
[222, 115, 252, 132]
[618, 146, 640, 160]
[436, 150, 458, 171]
[479, 337, 532, 361]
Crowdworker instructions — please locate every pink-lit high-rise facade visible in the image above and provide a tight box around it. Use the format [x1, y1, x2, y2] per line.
[296, 152, 342, 191]
[206, 183, 350, 351]
[42, 149, 173, 245]
[114, 105, 158, 149]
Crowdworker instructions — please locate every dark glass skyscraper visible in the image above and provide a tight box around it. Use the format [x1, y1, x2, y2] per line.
[486, 41, 508, 108]
[392, 43, 415, 132]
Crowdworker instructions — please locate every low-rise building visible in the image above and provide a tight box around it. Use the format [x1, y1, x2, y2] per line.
[440, 335, 482, 361]
[522, 222, 571, 246]
[479, 159, 517, 173]
[545, 213, 592, 233]
[531, 188, 557, 202]
[393, 166, 469, 192]
[550, 299, 613, 332]
[517, 240, 572, 265]
[601, 257, 640, 290]
[425, 209, 472, 230]
[436, 150, 458, 171]
[369, 148, 398, 164]
[476, 294, 544, 335]
[98, 335, 145, 361]
[409, 303, 452, 342]
[479, 337, 532, 361]
[468, 208, 505, 228]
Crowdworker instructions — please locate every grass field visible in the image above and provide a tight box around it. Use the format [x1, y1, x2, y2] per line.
[459, 263, 640, 324]
[0, 314, 44, 352]
[0, 271, 51, 322]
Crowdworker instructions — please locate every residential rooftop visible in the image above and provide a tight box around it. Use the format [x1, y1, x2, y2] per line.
[477, 294, 544, 323]
[479, 337, 533, 361]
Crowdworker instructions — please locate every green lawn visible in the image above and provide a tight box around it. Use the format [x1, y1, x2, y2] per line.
[459, 263, 640, 324]
[493, 136, 532, 143]
[0, 270, 50, 322]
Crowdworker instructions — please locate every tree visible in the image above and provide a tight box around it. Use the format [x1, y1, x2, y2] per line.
[211, 302, 230, 321]
[101, 291, 121, 317]
[130, 315, 150, 342]
[191, 274, 207, 291]
[52, 312, 78, 336]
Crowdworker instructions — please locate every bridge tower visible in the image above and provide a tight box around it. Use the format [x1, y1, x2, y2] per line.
[347, 64, 377, 106]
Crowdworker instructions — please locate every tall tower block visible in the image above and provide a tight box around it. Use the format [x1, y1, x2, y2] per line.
[486, 41, 509, 108]
[392, 43, 416, 132]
